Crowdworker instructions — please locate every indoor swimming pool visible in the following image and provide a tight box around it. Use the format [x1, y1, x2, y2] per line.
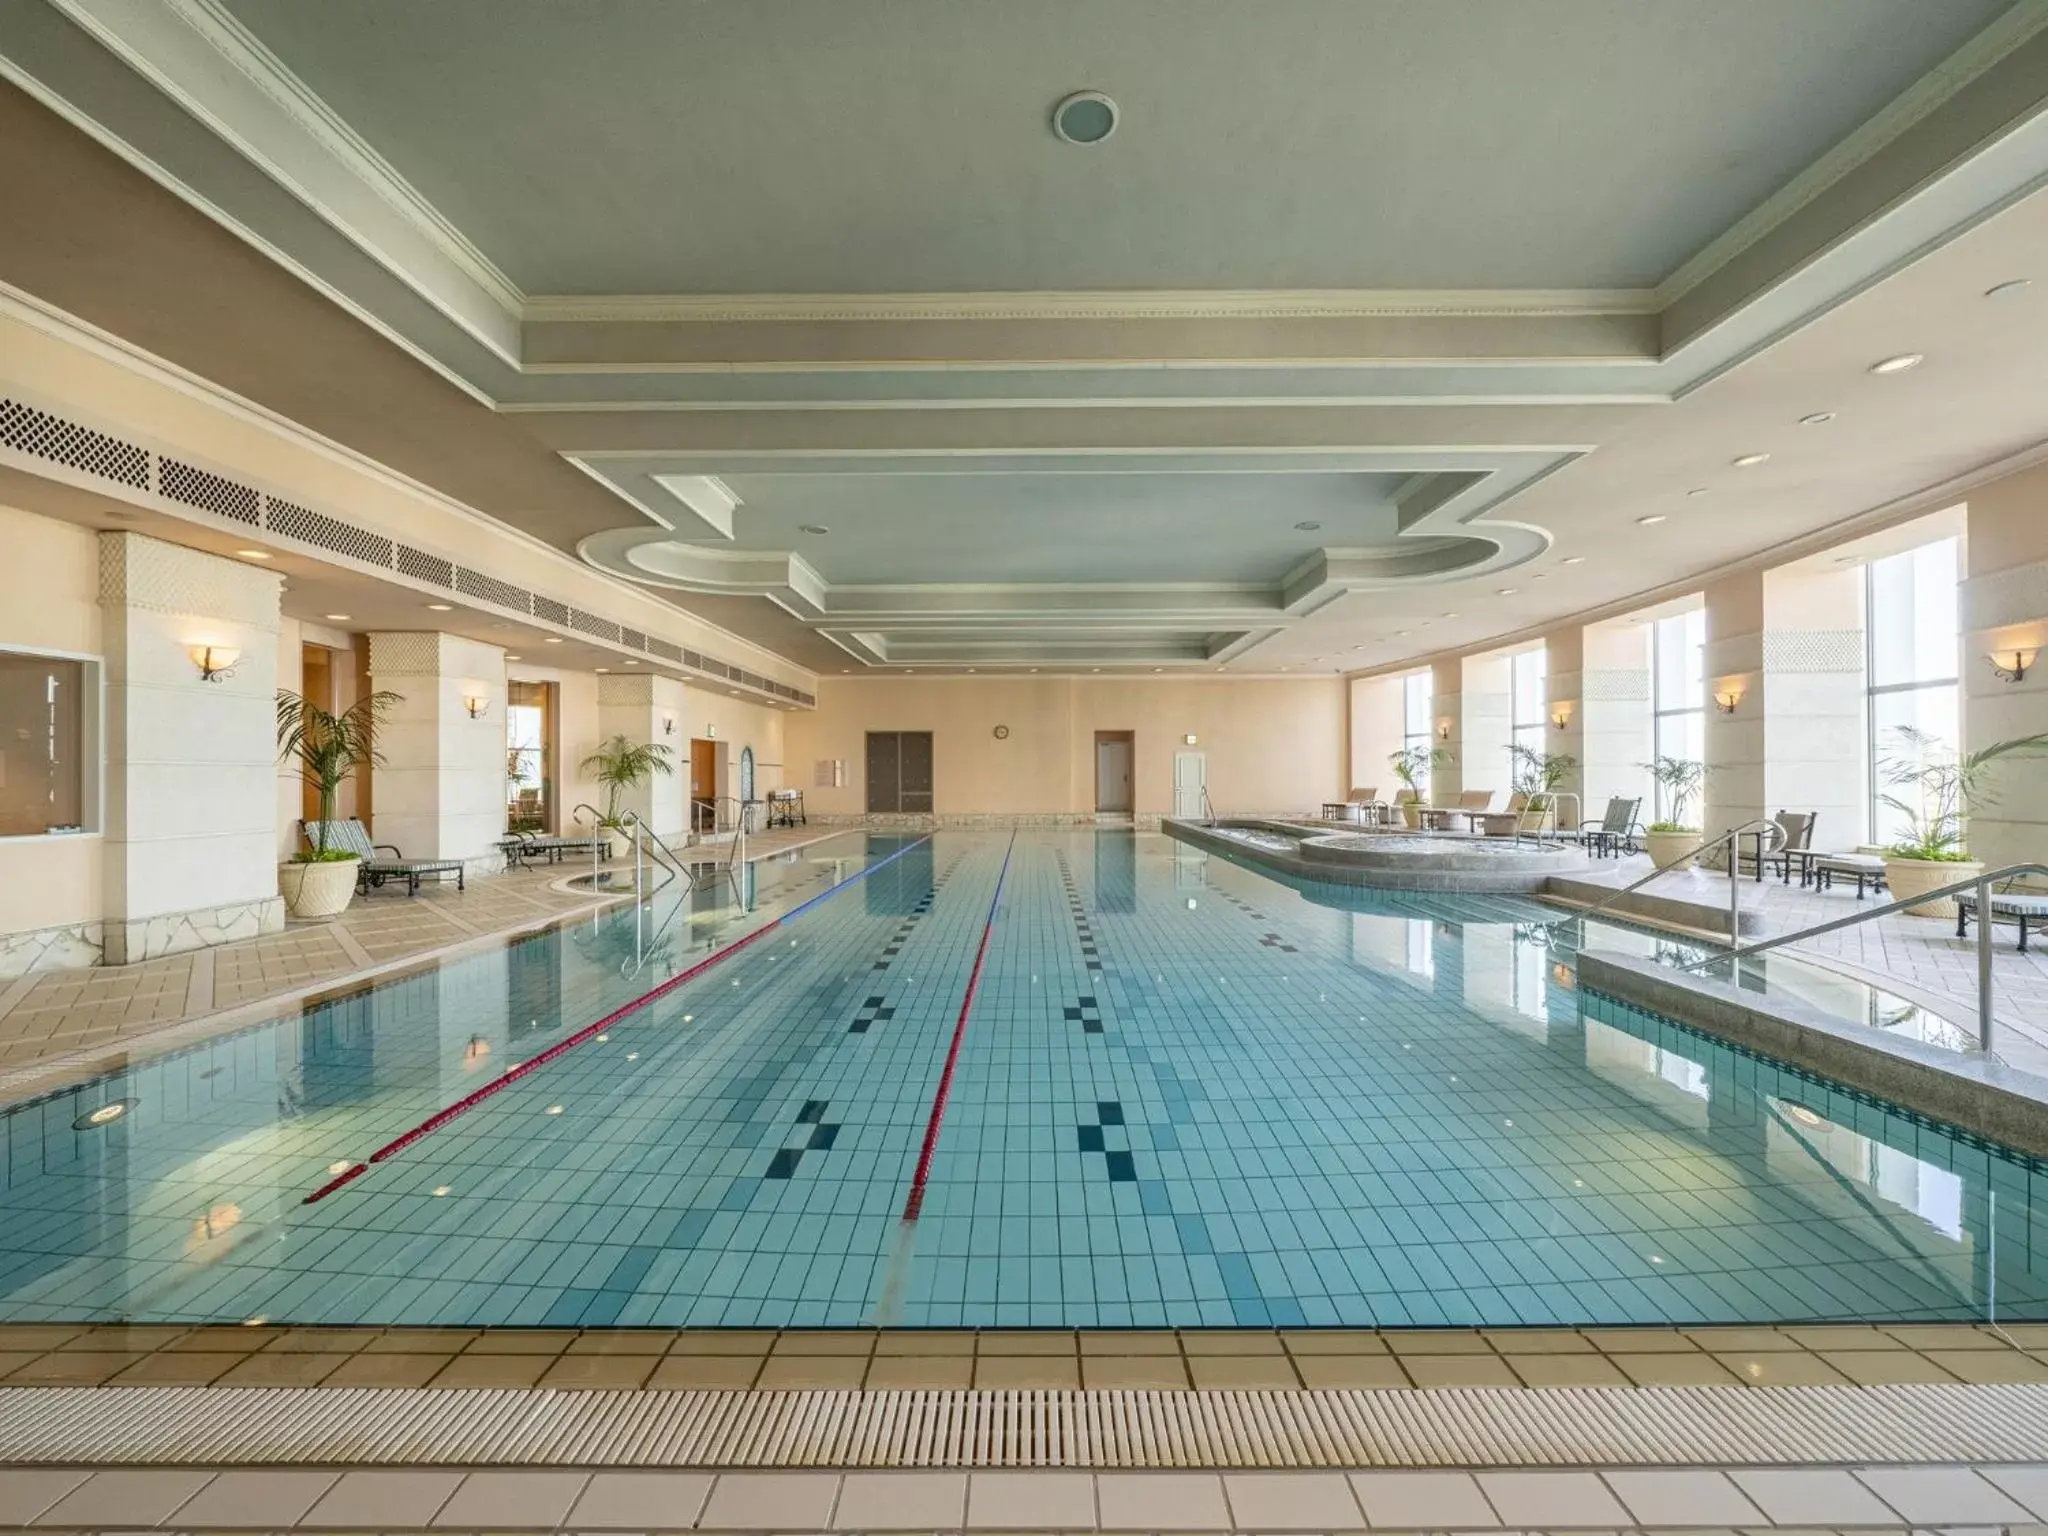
[0, 831, 2039, 1330]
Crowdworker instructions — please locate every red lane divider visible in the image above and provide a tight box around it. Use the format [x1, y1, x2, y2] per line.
[901, 831, 1017, 1223]
[304, 833, 933, 1204]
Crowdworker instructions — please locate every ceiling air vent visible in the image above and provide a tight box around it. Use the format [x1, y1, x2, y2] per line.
[569, 608, 622, 643]
[160, 458, 259, 526]
[394, 543, 454, 588]
[648, 638, 682, 662]
[533, 595, 568, 626]
[0, 397, 149, 489]
[265, 497, 394, 566]
[621, 626, 646, 651]
[455, 566, 532, 613]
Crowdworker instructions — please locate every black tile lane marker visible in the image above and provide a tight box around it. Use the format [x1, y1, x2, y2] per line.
[899, 830, 1017, 1223]
[301, 834, 936, 1203]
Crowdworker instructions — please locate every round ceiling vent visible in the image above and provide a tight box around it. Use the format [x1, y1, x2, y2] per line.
[1052, 91, 1118, 146]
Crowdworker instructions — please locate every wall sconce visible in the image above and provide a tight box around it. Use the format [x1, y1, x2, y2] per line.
[1436, 719, 1452, 742]
[1713, 688, 1742, 714]
[662, 716, 677, 736]
[1183, 733, 1198, 746]
[1989, 648, 2037, 683]
[188, 644, 240, 683]
[706, 723, 717, 738]
[462, 691, 489, 719]
[1550, 705, 1573, 730]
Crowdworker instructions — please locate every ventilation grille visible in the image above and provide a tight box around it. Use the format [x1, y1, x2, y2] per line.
[0, 395, 812, 709]
[394, 543, 455, 588]
[0, 397, 149, 489]
[267, 498, 394, 567]
[456, 567, 532, 613]
[161, 458, 259, 526]
[569, 608, 623, 642]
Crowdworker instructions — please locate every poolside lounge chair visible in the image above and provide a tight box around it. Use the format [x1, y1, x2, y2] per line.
[1346, 786, 1386, 824]
[305, 819, 465, 896]
[1956, 881, 2048, 953]
[1559, 796, 1641, 859]
[1737, 810, 1814, 881]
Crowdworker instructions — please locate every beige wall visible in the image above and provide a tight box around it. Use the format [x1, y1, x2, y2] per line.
[784, 676, 1343, 817]
[0, 504, 103, 942]
[1543, 626, 1586, 825]
[1347, 675, 1404, 796]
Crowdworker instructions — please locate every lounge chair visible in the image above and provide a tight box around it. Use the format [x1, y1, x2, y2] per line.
[305, 819, 465, 896]
[1737, 810, 1814, 881]
[1559, 796, 1641, 859]
[1346, 785, 1386, 825]
[1956, 881, 2048, 953]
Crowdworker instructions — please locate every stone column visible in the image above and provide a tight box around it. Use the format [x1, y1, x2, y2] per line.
[1702, 573, 1766, 859]
[1762, 565, 1867, 852]
[595, 672, 688, 840]
[1543, 625, 1586, 828]
[1459, 652, 1512, 808]
[1963, 462, 2048, 875]
[1430, 658, 1463, 800]
[1580, 619, 1652, 824]
[367, 632, 507, 869]
[99, 532, 284, 963]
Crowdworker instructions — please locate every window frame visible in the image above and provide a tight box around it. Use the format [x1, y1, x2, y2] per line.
[1864, 538, 1960, 845]
[1650, 611, 1705, 823]
[1509, 647, 1547, 783]
[1401, 672, 1433, 796]
[0, 644, 105, 842]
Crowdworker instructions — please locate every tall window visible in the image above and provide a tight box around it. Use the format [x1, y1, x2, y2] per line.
[1510, 648, 1547, 772]
[0, 649, 94, 837]
[1651, 610, 1705, 821]
[1866, 537, 1959, 844]
[1401, 672, 1433, 794]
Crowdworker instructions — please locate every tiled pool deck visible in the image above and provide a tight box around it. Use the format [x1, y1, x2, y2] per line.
[0, 1320, 2043, 1390]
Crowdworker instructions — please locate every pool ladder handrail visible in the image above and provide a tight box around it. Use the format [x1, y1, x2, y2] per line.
[1554, 817, 1786, 945]
[1668, 859, 2048, 1056]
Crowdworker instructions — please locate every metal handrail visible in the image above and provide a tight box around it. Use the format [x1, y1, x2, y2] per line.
[1672, 860, 2048, 1054]
[570, 802, 609, 886]
[1202, 785, 1216, 827]
[1554, 818, 1787, 939]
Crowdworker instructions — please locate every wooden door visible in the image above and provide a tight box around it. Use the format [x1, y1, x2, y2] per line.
[690, 738, 717, 831]
[299, 644, 334, 826]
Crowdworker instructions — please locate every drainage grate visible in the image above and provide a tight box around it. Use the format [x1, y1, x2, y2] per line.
[160, 458, 259, 526]
[265, 498, 395, 567]
[0, 1385, 2045, 1469]
[0, 398, 149, 489]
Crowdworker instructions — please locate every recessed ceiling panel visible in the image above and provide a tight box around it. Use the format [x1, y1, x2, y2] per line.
[219, 0, 2007, 294]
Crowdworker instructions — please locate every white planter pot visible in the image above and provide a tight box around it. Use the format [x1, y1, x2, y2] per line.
[1883, 856, 1980, 918]
[279, 857, 359, 919]
[1400, 802, 1423, 830]
[1644, 829, 1699, 871]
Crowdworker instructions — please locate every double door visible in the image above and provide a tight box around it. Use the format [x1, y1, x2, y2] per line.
[866, 731, 933, 813]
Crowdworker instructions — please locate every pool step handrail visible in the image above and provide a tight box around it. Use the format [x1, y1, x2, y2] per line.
[1669, 859, 2048, 1056]
[1556, 817, 1786, 941]
[570, 801, 609, 887]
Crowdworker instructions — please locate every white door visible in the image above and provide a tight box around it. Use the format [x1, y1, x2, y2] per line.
[1096, 737, 1134, 812]
[1172, 751, 1207, 819]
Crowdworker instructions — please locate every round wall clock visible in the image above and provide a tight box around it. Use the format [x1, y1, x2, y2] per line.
[993, 725, 1010, 739]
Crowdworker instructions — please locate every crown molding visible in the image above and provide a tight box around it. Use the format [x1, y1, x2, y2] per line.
[1654, 0, 2048, 308]
[521, 288, 1661, 325]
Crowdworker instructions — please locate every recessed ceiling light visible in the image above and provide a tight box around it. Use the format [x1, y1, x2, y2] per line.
[1985, 278, 2032, 299]
[1798, 411, 1836, 425]
[1152, 667, 1163, 673]
[1496, 587, 1518, 596]
[1636, 514, 1667, 526]
[426, 602, 453, 611]
[1052, 90, 1118, 146]
[1687, 487, 1711, 497]
[236, 549, 270, 560]
[505, 655, 521, 661]
[1869, 353, 1922, 374]
[798, 524, 830, 535]
[1731, 453, 1770, 468]
[1091, 667, 1101, 673]
[1294, 521, 1322, 531]
[966, 668, 975, 673]
[1394, 629, 1411, 637]
[1560, 557, 1584, 566]
[323, 613, 351, 621]
[1029, 667, 1038, 673]
[624, 659, 637, 664]
[544, 637, 564, 644]
[595, 667, 609, 673]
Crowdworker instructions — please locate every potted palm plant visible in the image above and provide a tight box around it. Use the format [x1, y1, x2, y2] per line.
[581, 735, 675, 856]
[1509, 743, 1578, 832]
[1642, 756, 1708, 869]
[1879, 726, 2048, 916]
[276, 687, 400, 919]
[1388, 744, 1451, 829]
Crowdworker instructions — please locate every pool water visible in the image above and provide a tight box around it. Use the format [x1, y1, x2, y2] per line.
[0, 830, 2040, 1329]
